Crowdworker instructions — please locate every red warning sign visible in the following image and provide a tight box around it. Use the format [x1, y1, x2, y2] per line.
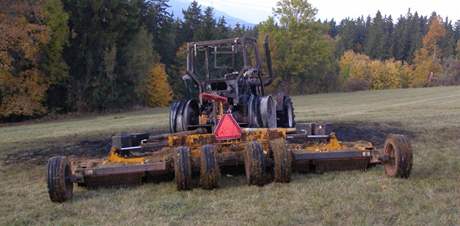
[214, 114, 242, 140]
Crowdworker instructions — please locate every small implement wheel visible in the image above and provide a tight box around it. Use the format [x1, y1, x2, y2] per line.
[383, 134, 413, 178]
[270, 138, 292, 183]
[47, 156, 74, 203]
[174, 146, 192, 190]
[244, 141, 267, 186]
[200, 145, 220, 189]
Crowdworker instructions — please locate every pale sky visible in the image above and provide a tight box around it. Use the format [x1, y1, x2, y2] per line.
[195, 0, 460, 24]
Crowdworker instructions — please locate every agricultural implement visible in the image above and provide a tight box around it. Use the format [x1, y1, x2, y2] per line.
[46, 37, 413, 202]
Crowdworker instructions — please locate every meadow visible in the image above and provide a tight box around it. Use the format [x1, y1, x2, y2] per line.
[1, 86, 459, 225]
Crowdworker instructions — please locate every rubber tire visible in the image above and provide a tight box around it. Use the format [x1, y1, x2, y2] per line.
[182, 100, 199, 131]
[270, 138, 292, 183]
[175, 101, 187, 132]
[259, 96, 277, 128]
[47, 156, 73, 203]
[383, 134, 413, 178]
[248, 95, 260, 128]
[174, 146, 192, 190]
[169, 101, 181, 133]
[244, 141, 267, 186]
[199, 145, 220, 189]
[277, 96, 296, 128]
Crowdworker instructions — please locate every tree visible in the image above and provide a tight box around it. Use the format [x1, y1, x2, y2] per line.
[411, 48, 442, 87]
[274, 0, 317, 27]
[42, 0, 69, 112]
[409, 15, 446, 87]
[259, 0, 336, 94]
[199, 7, 216, 40]
[119, 27, 158, 105]
[146, 63, 172, 107]
[215, 16, 230, 39]
[423, 15, 446, 59]
[456, 40, 460, 59]
[141, 0, 176, 65]
[180, 1, 202, 42]
[339, 51, 371, 90]
[365, 11, 386, 59]
[0, 0, 50, 119]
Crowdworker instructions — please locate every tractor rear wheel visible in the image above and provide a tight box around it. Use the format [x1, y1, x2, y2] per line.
[277, 96, 295, 128]
[200, 145, 220, 189]
[47, 156, 74, 203]
[270, 138, 292, 183]
[248, 95, 260, 128]
[244, 141, 267, 186]
[174, 146, 192, 190]
[383, 134, 413, 178]
[169, 101, 181, 133]
[169, 100, 199, 133]
[259, 96, 277, 128]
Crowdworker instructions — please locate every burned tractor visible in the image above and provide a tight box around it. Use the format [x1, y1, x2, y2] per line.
[46, 37, 413, 203]
[169, 36, 295, 133]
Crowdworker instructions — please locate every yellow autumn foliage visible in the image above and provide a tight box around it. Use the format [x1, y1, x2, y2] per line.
[146, 63, 173, 107]
[339, 51, 408, 90]
[411, 48, 442, 87]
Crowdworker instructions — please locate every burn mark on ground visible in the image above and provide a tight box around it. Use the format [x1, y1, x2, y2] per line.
[3, 139, 112, 165]
[2, 129, 169, 165]
[2, 123, 412, 165]
[330, 121, 414, 147]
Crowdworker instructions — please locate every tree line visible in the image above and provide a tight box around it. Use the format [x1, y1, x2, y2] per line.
[0, 0, 253, 120]
[1, 0, 460, 121]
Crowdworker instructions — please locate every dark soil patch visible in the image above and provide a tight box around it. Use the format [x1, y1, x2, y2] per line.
[330, 121, 414, 147]
[3, 139, 112, 165]
[2, 129, 169, 165]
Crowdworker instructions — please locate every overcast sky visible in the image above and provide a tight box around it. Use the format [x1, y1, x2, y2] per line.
[195, 0, 460, 24]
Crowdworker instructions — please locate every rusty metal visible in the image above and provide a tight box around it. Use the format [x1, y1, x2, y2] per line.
[171, 36, 293, 134]
[47, 123, 414, 202]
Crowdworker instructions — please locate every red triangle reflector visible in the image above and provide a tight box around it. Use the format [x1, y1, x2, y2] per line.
[214, 114, 242, 140]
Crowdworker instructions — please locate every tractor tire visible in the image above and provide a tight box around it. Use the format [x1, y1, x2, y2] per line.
[270, 138, 292, 183]
[47, 156, 73, 203]
[248, 95, 260, 128]
[199, 145, 220, 189]
[383, 134, 413, 178]
[175, 101, 187, 132]
[277, 96, 296, 128]
[259, 96, 277, 128]
[169, 101, 181, 133]
[244, 141, 267, 186]
[182, 100, 199, 131]
[174, 146, 192, 190]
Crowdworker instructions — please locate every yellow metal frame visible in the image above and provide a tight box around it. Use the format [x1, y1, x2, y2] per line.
[106, 147, 145, 164]
[104, 129, 373, 163]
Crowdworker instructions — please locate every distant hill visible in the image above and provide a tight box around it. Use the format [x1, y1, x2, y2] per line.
[168, 0, 254, 27]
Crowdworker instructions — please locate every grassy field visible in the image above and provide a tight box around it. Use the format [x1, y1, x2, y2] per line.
[1, 86, 460, 225]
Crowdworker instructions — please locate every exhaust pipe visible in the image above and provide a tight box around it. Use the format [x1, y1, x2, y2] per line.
[263, 35, 274, 86]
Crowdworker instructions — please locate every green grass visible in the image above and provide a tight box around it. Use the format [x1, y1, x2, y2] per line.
[1, 86, 460, 225]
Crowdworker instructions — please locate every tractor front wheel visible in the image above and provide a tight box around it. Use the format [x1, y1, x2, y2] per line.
[174, 146, 192, 190]
[200, 145, 220, 189]
[244, 141, 267, 186]
[47, 156, 74, 203]
[383, 134, 413, 178]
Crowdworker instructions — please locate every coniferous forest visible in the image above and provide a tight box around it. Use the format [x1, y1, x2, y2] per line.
[1, 0, 460, 121]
